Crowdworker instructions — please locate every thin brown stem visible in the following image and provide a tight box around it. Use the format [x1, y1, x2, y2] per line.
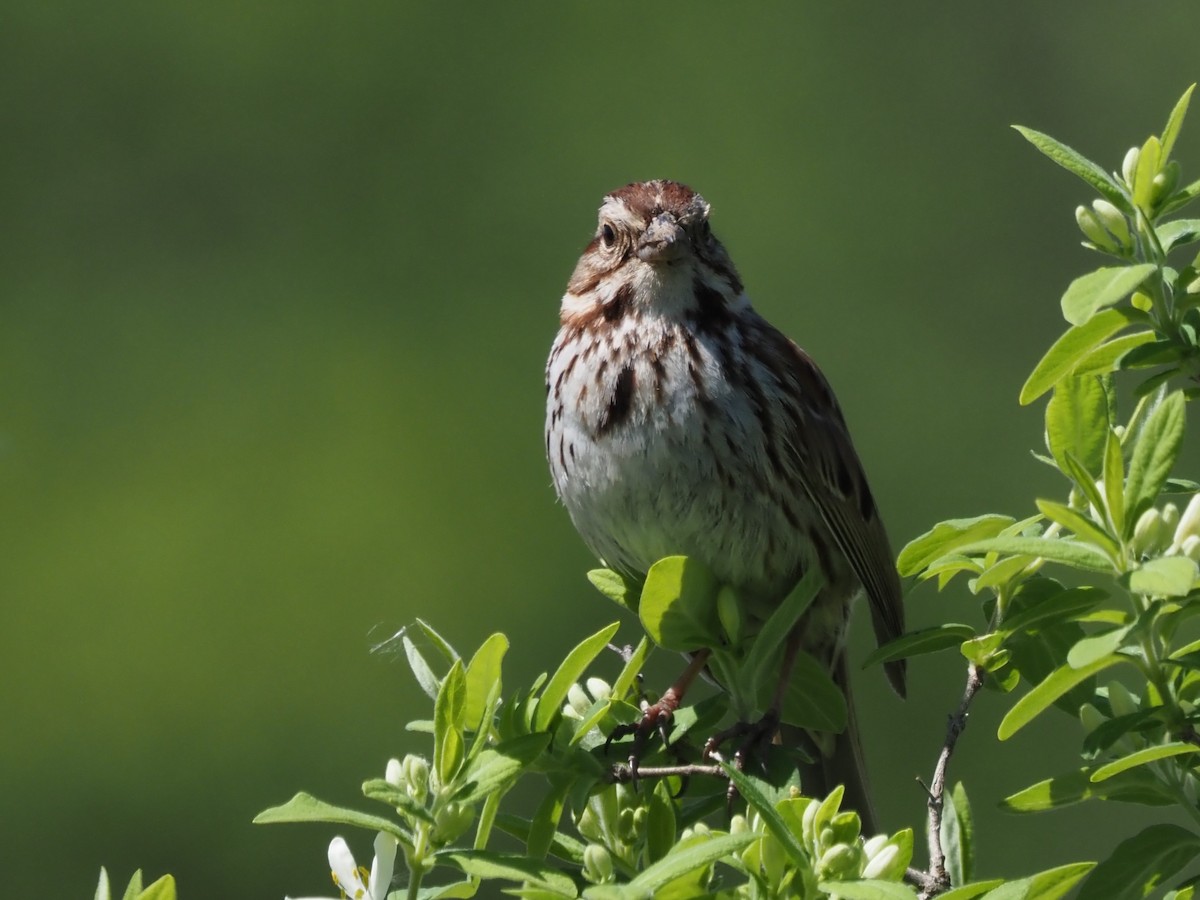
[607, 762, 725, 783]
[907, 663, 984, 899]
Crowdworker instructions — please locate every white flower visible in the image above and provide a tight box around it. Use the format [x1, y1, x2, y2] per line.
[287, 832, 397, 900]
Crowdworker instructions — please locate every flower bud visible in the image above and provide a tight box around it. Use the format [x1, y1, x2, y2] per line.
[730, 814, 750, 835]
[432, 801, 474, 844]
[829, 811, 861, 845]
[1180, 535, 1200, 563]
[1092, 199, 1131, 247]
[620, 807, 638, 842]
[1076, 205, 1118, 252]
[818, 843, 863, 880]
[1153, 161, 1182, 204]
[385, 757, 404, 788]
[1131, 508, 1167, 557]
[566, 682, 590, 717]
[1122, 146, 1141, 187]
[862, 835, 889, 859]
[1163, 503, 1182, 537]
[862, 842, 902, 880]
[582, 844, 614, 883]
[585, 677, 612, 703]
[802, 796, 820, 844]
[1131, 290, 1154, 311]
[402, 755, 430, 804]
[1173, 494, 1200, 548]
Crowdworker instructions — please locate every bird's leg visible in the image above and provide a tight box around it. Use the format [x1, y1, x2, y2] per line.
[705, 625, 804, 772]
[606, 648, 712, 775]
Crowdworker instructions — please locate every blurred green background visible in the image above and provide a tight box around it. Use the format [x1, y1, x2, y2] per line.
[3, 3, 1199, 896]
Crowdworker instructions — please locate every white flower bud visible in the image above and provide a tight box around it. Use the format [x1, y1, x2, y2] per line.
[1173, 494, 1200, 548]
[862, 834, 889, 859]
[585, 677, 612, 702]
[862, 842, 901, 880]
[818, 843, 863, 879]
[1122, 146, 1141, 186]
[566, 682, 590, 717]
[385, 757, 404, 787]
[1131, 508, 1167, 557]
[1091, 199, 1131, 247]
[1163, 503, 1181, 536]
[1180, 535, 1200, 563]
[1076, 206, 1118, 251]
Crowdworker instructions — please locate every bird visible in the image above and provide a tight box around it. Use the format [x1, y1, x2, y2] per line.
[544, 179, 905, 829]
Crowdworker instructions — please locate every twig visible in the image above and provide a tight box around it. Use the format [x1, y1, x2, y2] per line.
[907, 663, 984, 899]
[606, 762, 726, 783]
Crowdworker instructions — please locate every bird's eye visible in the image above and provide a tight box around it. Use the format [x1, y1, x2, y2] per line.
[601, 223, 617, 248]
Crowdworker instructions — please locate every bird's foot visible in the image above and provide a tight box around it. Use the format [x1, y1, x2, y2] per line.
[604, 689, 684, 779]
[703, 710, 781, 806]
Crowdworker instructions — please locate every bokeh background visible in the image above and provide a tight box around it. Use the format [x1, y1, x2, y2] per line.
[4, 3, 1199, 896]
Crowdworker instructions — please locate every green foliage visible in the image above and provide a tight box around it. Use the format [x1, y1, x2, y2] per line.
[94, 868, 176, 900]
[251, 84, 1200, 900]
[887, 83, 1200, 898]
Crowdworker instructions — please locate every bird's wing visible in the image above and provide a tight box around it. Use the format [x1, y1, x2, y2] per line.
[764, 326, 907, 695]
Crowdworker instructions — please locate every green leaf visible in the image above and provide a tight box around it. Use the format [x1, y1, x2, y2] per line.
[1103, 429, 1125, 537]
[639, 556, 720, 651]
[494, 813, 587, 865]
[720, 762, 809, 866]
[1066, 626, 1130, 669]
[743, 566, 824, 701]
[862, 624, 976, 668]
[622, 832, 756, 895]
[937, 882, 1005, 900]
[1125, 391, 1187, 520]
[253, 792, 412, 842]
[1082, 708, 1163, 759]
[439, 850, 578, 897]
[646, 781, 677, 865]
[1158, 219, 1200, 252]
[998, 655, 1125, 740]
[588, 568, 639, 612]
[1060, 264, 1156, 326]
[897, 515, 1016, 576]
[526, 776, 573, 861]
[1126, 556, 1199, 598]
[1090, 742, 1200, 782]
[1020, 308, 1142, 404]
[956, 536, 1113, 574]
[1160, 84, 1195, 164]
[943, 781, 974, 886]
[984, 862, 1095, 900]
[611, 636, 651, 703]
[1134, 136, 1163, 212]
[1035, 500, 1119, 561]
[1072, 331, 1158, 381]
[1014, 126, 1131, 211]
[416, 618, 461, 664]
[435, 659, 467, 785]
[404, 633, 443, 701]
[454, 733, 550, 806]
[1076, 824, 1200, 900]
[1001, 766, 1175, 812]
[137, 876, 177, 900]
[772, 650, 847, 731]
[1001, 586, 1107, 635]
[1046, 376, 1110, 475]
[362, 779, 437, 824]
[533, 622, 621, 733]
[464, 633, 509, 729]
[816, 881, 918, 899]
[1161, 178, 1200, 216]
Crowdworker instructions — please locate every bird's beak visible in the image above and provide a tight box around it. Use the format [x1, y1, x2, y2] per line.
[637, 213, 687, 264]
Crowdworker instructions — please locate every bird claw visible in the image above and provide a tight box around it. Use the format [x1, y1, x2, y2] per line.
[703, 711, 781, 806]
[604, 697, 679, 779]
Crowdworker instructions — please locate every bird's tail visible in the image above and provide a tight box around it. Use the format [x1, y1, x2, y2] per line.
[792, 653, 878, 835]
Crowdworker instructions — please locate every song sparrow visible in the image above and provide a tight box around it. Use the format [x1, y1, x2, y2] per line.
[544, 180, 905, 825]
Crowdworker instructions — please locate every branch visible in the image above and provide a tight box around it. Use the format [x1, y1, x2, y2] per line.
[606, 762, 726, 784]
[907, 662, 984, 899]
